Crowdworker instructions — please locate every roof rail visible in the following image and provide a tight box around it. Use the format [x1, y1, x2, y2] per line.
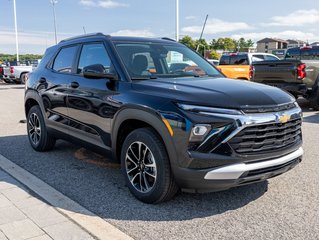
[59, 33, 108, 43]
[161, 37, 176, 42]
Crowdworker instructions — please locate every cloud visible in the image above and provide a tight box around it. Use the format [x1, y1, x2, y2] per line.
[265, 9, 319, 26]
[79, 0, 129, 8]
[0, 30, 77, 54]
[231, 31, 316, 42]
[182, 19, 252, 34]
[110, 29, 155, 37]
[185, 16, 196, 20]
[79, 0, 96, 7]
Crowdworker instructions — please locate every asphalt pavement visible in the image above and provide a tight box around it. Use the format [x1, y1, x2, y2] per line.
[0, 82, 318, 240]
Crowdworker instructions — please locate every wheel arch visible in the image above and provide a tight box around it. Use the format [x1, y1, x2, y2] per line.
[111, 107, 178, 168]
[24, 90, 46, 118]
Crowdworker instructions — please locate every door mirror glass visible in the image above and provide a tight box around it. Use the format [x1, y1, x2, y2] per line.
[83, 64, 118, 80]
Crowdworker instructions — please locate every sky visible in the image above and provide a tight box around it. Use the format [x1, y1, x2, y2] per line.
[1, 0, 319, 54]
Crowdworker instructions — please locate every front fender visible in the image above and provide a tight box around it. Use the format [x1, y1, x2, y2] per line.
[111, 106, 179, 169]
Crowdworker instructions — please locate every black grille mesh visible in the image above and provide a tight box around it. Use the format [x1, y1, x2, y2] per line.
[229, 118, 302, 154]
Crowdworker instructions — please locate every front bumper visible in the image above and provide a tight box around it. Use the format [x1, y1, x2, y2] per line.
[171, 105, 303, 192]
[174, 147, 303, 192]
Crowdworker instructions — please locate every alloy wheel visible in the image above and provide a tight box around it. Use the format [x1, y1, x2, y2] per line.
[28, 113, 41, 145]
[125, 141, 157, 193]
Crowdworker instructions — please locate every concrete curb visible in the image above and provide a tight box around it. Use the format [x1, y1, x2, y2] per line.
[0, 154, 133, 240]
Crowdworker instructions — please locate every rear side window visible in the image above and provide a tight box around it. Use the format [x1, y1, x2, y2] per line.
[219, 56, 230, 65]
[230, 55, 249, 65]
[52, 46, 78, 73]
[264, 55, 279, 61]
[220, 55, 249, 65]
[252, 55, 265, 62]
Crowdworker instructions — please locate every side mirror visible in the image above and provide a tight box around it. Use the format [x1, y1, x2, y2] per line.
[82, 64, 118, 80]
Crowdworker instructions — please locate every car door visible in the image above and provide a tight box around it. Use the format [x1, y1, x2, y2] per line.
[66, 42, 118, 149]
[39, 45, 79, 134]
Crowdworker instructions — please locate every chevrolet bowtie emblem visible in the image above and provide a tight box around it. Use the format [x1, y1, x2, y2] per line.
[278, 114, 290, 123]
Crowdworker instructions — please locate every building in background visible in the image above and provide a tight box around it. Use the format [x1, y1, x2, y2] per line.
[257, 38, 288, 53]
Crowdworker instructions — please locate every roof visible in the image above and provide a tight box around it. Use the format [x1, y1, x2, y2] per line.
[59, 33, 177, 45]
[287, 39, 306, 44]
[257, 38, 288, 44]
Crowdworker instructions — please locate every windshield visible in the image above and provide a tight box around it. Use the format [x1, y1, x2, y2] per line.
[113, 42, 223, 80]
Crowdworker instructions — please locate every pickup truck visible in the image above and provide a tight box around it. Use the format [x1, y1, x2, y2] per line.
[217, 53, 279, 80]
[3, 64, 33, 84]
[252, 46, 319, 110]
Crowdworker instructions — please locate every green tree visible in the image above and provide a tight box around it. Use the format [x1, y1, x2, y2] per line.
[195, 39, 210, 56]
[210, 50, 219, 60]
[210, 38, 237, 51]
[179, 35, 196, 50]
[235, 38, 254, 51]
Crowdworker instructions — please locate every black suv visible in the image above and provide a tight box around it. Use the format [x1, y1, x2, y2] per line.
[25, 33, 303, 203]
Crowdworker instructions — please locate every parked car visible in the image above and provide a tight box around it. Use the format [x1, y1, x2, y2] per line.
[252, 46, 319, 109]
[2, 62, 34, 84]
[206, 59, 219, 66]
[0, 65, 5, 80]
[25, 33, 303, 203]
[217, 53, 279, 80]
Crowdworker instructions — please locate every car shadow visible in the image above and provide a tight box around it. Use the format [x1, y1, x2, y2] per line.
[296, 98, 319, 124]
[0, 134, 268, 222]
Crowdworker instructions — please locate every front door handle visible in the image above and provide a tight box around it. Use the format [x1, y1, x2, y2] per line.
[70, 81, 79, 88]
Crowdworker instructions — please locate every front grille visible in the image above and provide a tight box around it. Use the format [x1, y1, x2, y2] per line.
[229, 118, 302, 154]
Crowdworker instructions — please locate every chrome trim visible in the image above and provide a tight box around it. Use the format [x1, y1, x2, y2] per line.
[204, 147, 303, 180]
[199, 106, 302, 152]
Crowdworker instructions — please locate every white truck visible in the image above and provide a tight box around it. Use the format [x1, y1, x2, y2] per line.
[3, 64, 34, 84]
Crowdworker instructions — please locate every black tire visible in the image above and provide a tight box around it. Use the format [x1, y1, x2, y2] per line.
[27, 105, 56, 151]
[121, 128, 179, 204]
[3, 79, 11, 84]
[309, 90, 319, 111]
[20, 73, 27, 84]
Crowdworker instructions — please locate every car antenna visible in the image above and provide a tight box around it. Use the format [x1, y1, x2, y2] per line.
[196, 14, 208, 52]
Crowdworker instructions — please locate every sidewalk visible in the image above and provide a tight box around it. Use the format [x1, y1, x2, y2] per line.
[0, 168, 95, 240]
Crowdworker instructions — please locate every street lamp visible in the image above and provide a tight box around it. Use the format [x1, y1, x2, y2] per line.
[13, 0, 19, 62]
[176, 0, 179, 41]
[51, 0, 58, 44]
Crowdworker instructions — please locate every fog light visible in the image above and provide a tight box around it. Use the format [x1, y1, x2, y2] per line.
[193, 125, 208, 135]
[189, 124, 211, 142]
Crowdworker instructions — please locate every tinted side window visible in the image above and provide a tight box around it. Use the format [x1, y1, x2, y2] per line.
[230, 55, 248, 65]
[53, 46, 77, 73]
[264, 55, 279, 61]
[219, 56, 230, 65]
[252, 54, 265, 62]
[78, 43, 111, 74]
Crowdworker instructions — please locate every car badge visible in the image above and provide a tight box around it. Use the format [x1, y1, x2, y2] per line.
[278, 114, 290, 123]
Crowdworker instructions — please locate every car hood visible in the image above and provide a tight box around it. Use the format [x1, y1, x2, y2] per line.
[132, 77, 295, 109]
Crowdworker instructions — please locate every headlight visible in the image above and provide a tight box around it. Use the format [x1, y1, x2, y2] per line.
[177, 103, 243, 116]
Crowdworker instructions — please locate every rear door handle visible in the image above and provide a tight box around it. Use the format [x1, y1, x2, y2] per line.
[39, 77, 46, 83]
[70, 81, 79, 88]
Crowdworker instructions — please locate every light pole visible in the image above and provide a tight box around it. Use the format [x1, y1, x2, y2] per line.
[13, 0, 19, 62]
[176, 0, 179, 41]
[51, 0, 58, 44]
